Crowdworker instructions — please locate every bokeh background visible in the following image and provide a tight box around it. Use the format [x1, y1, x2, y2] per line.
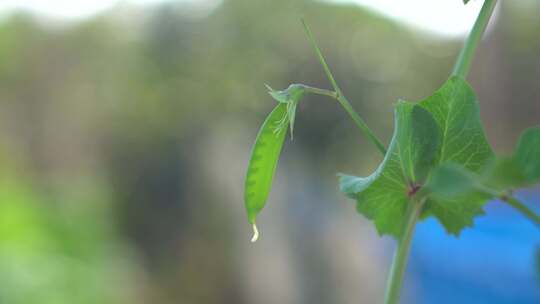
[0, 0, 539, 303]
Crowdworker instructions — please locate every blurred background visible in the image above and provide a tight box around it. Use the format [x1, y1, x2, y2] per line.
[0, 0, 539, 303]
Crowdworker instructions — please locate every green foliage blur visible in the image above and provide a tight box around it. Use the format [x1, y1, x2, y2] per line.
[0, 0, 538, 303]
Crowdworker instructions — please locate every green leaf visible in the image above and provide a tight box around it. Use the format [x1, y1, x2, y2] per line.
[340, 77, 495, 237]
[418, 76, 495, 234]
[338, 174, 371, 199]
[422, 162, 495, 234]
[463, 0, 471, 4]
[418, 76, 494, 172]
[344, 102, 441, 237]
[426, 163, 478, 199]
[482, 157, 529, 190]
[423, 192, 488, 235]
[514, 126, 540, 181]
[484, 126, 540, 189]
[244, 103, 288, 230]
[425, 163, 540, 229]
[426, 162, 495, 200]
[397, 101, 442, 183]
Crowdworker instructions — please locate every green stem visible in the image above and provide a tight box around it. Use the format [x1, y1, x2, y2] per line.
[501, 195, 540, 227]
[337, 93, 387, 154]
[303, 85, 338, 99]
[470, 184, 540, 227]
[452, 0, 498, 78]
[302, 20, 387, 155]
[384, 199, 425, 304]
[472, 184, 539, 227]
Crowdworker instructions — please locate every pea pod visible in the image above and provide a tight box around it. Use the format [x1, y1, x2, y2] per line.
[244, 103, 288, 242]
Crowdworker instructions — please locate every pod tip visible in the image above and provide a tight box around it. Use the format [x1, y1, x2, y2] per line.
[250, 223, 259, 243]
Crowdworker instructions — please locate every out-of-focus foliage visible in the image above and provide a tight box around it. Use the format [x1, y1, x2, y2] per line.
[0, 176, 139, 304]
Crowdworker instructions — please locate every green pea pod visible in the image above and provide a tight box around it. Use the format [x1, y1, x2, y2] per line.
[244, 103, 288, 242]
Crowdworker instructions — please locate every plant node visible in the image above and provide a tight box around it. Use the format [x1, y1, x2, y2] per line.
[407, 184, 422, 198]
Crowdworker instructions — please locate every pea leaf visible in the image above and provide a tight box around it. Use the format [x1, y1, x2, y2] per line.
[425, 162, 494, 200]
[426, 163, 479, 199]
[340, 77, 495, 237]
[422, 163, 495, 234]
[425, 159, 540, 233]
[463, 0, 471, 4]
[484, 126, 540, 189]
[514, 126, 540, 181]
[418, 76, 495, 234]
[418, 76, 494, 172]
[398, 103, 442, 184]
[244, 103, 288, 241]
[483, 157, 528, 190]
[341, 102, 441, 237]
[338, 174, 370, 199]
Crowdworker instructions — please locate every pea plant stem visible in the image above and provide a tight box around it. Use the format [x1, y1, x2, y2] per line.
[337, 93, 388, 154]
[304, 85, 387, 154]
[303, 86, 338, 99]
[452, 0, 498, 78]
[501, 196, 540, 227]
[386, 2, 498, 304]
[482, 188, 540, 227]
[384, 199, 425, 304]
[302, 20, 387, 155]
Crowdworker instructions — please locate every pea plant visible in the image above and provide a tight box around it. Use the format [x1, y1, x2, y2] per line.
[243, 1, 539, 303]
